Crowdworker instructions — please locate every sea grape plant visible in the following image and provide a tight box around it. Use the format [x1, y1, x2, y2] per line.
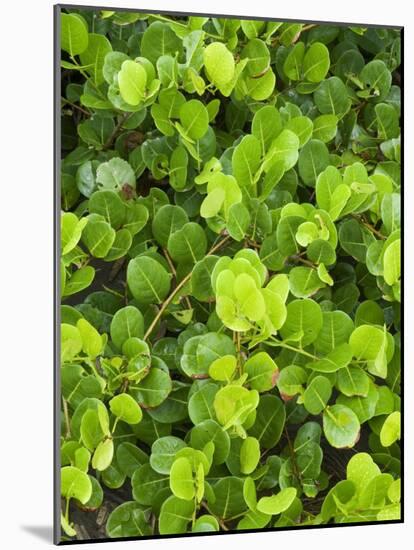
[59, 6, 402, 542]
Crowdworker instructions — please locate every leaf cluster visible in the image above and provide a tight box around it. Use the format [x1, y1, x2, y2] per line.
[59, 8, 401, 541]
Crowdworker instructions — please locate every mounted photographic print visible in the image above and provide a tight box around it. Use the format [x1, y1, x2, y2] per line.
[55, 3, 403, 544]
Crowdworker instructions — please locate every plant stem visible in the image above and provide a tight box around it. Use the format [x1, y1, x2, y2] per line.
[200, 502, 229, 531]
[163, 248, 192, 310]
[144, 272, 192, 340]
[208, 234, 231, 255]
[290, 255, 316, 268]
[61, 97, 91, 116]
[65, 497, 71, 522]
[352, 215, 387, 240]
[144, 235, 231, 340]
[111, 417, 120, 434]
[62, 398, 71, 438]
[103, 113, 132, 150]
[301, 23, 318, 32]
[235, 331, 242, 376]
[269, 339, 319, 360]
[284, 428, 302, 482]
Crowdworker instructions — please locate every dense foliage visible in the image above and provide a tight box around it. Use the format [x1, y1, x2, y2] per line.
[59, 7, 402, 542]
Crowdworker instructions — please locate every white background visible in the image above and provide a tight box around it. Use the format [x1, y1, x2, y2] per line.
[0, 0, 410, 547]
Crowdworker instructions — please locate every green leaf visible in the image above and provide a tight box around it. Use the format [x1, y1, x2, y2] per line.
[152, 204, 188, 247]
[257, 488, 297, 515]
[92, 438, 114, 471]
[167, 222, 207, 263]
[61, 512, 76, 537]
[170, 456, 195, 500]
[289, 266, 325, 298]
[96, 157, 136, 190]
[312, 114, 338, 143]
[285, 116, 313, 147]
[61, 212, 88, 255]
[276, 215, 303, 255]
[232, 135, 262, 188]
[298, 139, 330, 186]
[349, 324, 388, 378]
[280, 298, 323, 347]
[347, 452, 381, 492]
[127, 256, 171, 304]
[360, 60, 392, 102]
[204, 42, 235, 88]
[82, 219, 116, 258]
[248, 394, 285, 449]
[314, 76, 351, 116]
[303, 42, 330, 82]
[79, 33, 112, 85]
[132, 368, 172, 408]
[88, 190, 126, 229]
[110, 307, 144, 351]
[243, 476, 258, 511]
[240, 437, 260, 474]
[214, 384, 259, 429]
[323, 404, 360, 448]
[339, 219, 375, 262]
[241, 19, 265, 39]
[242, 39, 271, 78]
[191, 256, 218, 302]
[61, 323, 82, 363]
[303, 376, 332, 414]
[107, 502, 152, 538]
[159, 495, 195, 534]
[380, 411, 400, 447]
[76, 318, 103, 359]
[109, 394, 142, 424]
[196, 332, 236, 375]
[321, 480, 356, 521]
[283, 42, 305, 80]
[192, 515, 219, 532]
[277, 365, 307, 397]
[383, 239, 400, 285]
[124, 203, 149, 235]
[314, 310, 354, 354]
[381, 193, 400, 235]
[209, 355, 237, 382]
[336, 381, 379, 423]
[169, 146, 189, 190]
[179, 99, 209, 140]
[116, 443, 148, 477]
[188, 383, 219, 424]
[244, 352, 279, 392]
[307, 343, 353, 373]
[190, 419, 230, 464]
[208, 477, 247, 519]
[243, 69, 276, 101]
[252, 105, 282, 154]
[103, 51, 129, 84]
[263, 129, 299, 172]
[141, 22, 182, 65]
[150, 436, 187, 474]
[337, 366, 370, 397]
[118, 60, 147, 106]
[316, 166, 350, 220]
[375, 103, 399, 140]
[61, 466, 92, 504]
[227, 202, 251, 241]
[131, 464, 169, 505]
[61, 13, 88, 56]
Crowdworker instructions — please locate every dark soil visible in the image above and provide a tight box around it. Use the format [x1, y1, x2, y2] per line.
[65, 485, 132, 541]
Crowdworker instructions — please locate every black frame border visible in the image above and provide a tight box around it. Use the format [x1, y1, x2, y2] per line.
[54, 3, 404, 545]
